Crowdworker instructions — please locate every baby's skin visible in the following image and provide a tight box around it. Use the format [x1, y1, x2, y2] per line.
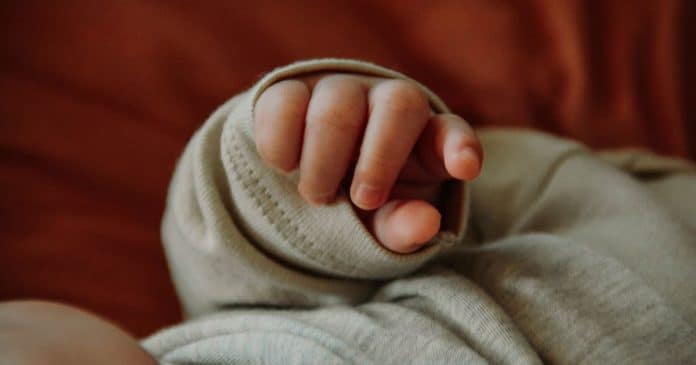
[255, 73, 483, 253]
[0, 301, 158, 365]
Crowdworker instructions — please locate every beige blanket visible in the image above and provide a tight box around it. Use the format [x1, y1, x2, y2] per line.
[143, 59, 696, 364]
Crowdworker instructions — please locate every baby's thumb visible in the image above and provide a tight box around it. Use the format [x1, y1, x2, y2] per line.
[371, 199, 441, 254]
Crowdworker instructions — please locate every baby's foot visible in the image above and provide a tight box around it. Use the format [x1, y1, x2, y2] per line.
[254, 74, 482, 253]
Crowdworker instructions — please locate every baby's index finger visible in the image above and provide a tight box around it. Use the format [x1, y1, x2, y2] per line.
[422, 113, 483, 181]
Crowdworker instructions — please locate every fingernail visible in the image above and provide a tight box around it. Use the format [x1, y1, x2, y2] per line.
[308, 195, 331, 206]
[355, 184, 383, 208]
[456, 147, 481, 179]
[299, 187, 334, 206]
[458, 147, 478, 161]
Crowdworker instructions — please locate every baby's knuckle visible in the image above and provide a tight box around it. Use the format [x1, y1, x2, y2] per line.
[377, 80, 429, 113]
[256, 83, 309, 127]
[316, 74, 362, 89]
[272, 79, 310, 98]
[257, 80, 300, 105]
[258, 80, 310, 111]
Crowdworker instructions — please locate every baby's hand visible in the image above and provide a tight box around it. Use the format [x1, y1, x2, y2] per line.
[255, 74, 482, 253]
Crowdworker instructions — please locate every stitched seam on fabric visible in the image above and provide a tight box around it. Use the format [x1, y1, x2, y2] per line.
[224, 129, 360, 275]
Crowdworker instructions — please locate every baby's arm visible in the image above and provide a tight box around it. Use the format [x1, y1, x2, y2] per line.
[255, 73, 482, 253]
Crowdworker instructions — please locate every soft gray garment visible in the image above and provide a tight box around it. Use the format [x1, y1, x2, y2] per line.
[143, 59, 696, 364]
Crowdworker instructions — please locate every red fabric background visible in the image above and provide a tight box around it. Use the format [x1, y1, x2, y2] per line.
[1, 1, 694, 336]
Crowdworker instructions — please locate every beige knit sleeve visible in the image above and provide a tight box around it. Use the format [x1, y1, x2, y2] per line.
[161, 59, 470, 318]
